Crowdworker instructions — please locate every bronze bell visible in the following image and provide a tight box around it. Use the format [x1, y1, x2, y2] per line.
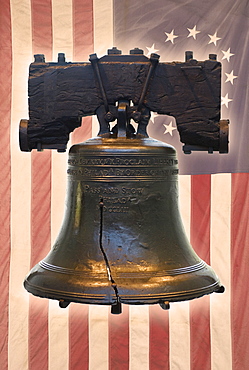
[22, 48, 228, 313]
[24, 104, 224, 314]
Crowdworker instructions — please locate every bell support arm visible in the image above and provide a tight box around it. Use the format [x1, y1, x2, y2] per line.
[130, 53, 159, 137]
[90, 53, 118, 136]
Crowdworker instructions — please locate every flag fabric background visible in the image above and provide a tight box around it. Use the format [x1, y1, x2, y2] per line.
[0, 0, 249, 369]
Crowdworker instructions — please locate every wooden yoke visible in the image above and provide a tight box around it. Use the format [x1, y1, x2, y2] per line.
[19, 47, 229, 153]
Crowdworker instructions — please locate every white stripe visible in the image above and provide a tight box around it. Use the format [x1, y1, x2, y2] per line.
[51, 151, 68, 245]
[93, 0, 113, 57]
[129, 305, 150, 370]
[169, 175, 191, 370]
[48, 2, 74, 367]
[49, 152, 69, 370]
[92, 1, 114, 135]
[51, 0, 73, 62]
[210, 173, 232, 370]
[9, 1, 32, 369]
[169, 302, 190, 370]
[48, 300, 69, 370]
[179, 175, 191, 238]
[89, 305, 109, 370]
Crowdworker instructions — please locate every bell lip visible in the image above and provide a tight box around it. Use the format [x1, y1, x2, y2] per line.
[24, 276, 222, 306]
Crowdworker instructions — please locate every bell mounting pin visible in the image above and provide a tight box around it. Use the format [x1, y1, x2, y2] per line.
[215, 285, 225, 293]
[59, 300, 70, 308]
[111, 301, 122, 315]
[159, 301, 170, 310]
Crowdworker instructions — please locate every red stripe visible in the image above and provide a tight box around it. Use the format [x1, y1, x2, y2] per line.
[0, 1, 12, 369]
[69, 304, 89, 370]
[31, 0, 53, 58]
[190, 175, 211, 264]
[231, 173, 249, 370]
[109, 305, 129, 370]
[149, 305, 169, 370]
[72, 117, 93, 145]
[29, 1, 53, 369]
[69, 3, 94, 369]
[190, 175, 211, 370]
[73, 0, 94, 61]
[30, 152, 52, 264]
[28, 295, 49, 370]
[29, 151, 51, 370]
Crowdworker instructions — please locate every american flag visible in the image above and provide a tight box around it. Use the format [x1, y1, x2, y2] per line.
[0, 0, 249, 369]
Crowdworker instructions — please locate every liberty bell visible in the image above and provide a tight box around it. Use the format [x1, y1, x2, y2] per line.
[20, 48, 228, 313]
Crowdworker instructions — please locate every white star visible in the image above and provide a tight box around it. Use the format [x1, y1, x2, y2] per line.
[221, 93, 233, 108]
[165, 29, 178, 44]
[163, 121, 177, 136]
[225, 70, 238, 85]
[208, 31, 221, 46]
[150, 112, 159, 124]
[222, 47, 234, 62]
[187, 25, 200, 39]
[146, 43, 159, 56]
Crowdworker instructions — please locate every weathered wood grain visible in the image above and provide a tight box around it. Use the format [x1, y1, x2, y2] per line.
[27, 54, 222, 151]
